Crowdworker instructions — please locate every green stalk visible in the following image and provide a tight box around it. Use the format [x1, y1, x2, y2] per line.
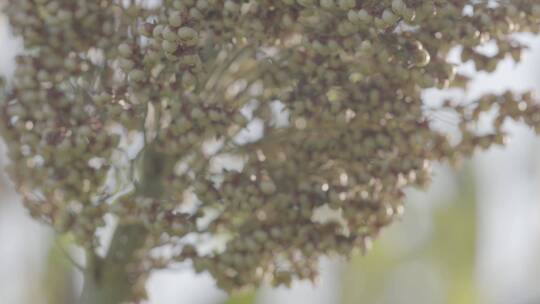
[81, 145, 164, 304]
[81, 224, 147, 304]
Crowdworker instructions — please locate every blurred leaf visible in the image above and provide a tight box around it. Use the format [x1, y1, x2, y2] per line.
[428, 169, 479, 304]
[224, 291, 257, 304]
[41, 238, 77, 304]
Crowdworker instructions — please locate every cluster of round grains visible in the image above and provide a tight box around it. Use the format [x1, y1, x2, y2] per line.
[2, 0, 540, 296]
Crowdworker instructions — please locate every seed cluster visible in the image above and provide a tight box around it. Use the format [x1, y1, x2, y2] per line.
[2, 0, 540, 296]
